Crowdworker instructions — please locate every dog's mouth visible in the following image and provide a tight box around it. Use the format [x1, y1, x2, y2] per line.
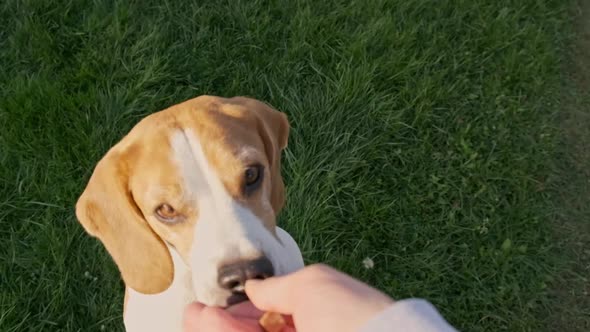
[226, 292, 250, 307]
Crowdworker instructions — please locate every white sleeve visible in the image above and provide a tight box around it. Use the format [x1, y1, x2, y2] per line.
[358, 299, 459, 332]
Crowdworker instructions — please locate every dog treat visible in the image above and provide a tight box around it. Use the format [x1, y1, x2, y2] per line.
[259, 311, 286, 332]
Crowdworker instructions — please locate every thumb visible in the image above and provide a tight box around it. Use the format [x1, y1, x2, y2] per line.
[245, 274, 300, 314]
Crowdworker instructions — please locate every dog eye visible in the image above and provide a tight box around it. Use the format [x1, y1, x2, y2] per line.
[155, 203, 180, 223]
[244, 165, 264, 193]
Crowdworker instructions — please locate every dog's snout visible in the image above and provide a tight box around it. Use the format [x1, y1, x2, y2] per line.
[218, 256, 274, 296]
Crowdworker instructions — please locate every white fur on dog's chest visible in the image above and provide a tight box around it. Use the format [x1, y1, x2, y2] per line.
[123, 247, 195, 332]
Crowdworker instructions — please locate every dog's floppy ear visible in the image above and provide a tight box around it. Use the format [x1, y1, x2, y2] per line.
[75, 144, 173, 294]
[246, 99, 290, 214]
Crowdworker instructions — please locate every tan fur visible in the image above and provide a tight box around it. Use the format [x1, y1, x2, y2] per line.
[75, 144, 174, 294]
[75, 95, 289, 295]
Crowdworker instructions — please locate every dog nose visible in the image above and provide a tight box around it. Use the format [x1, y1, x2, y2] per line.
[218, 256, 274, 294]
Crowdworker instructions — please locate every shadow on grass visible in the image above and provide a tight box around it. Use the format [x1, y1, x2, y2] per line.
[546, 0, 590, 330]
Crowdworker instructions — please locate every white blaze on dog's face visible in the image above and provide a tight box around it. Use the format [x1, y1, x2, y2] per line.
[75, 96, 303, 307]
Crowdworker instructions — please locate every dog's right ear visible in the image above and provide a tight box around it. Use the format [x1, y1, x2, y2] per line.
[75, 144, 174, 294]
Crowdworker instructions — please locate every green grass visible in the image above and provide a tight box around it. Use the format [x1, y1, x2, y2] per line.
[0, 0, 581, 331]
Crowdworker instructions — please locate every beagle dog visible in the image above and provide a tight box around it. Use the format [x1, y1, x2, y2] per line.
[75, 95, 304, 331]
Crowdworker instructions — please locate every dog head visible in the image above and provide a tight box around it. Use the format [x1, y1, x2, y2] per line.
[76, 95, 300, 306]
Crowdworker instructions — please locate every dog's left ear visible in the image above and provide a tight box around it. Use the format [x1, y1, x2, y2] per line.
[259, 107, 289, 214]
[255, 102, 289, 215]
[231, 97, 290, 214]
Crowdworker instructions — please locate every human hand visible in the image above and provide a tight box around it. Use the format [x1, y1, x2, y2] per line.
[183, 264, 393, 332]
[183, 300, 269, 332]
[245, 264, 394, 332]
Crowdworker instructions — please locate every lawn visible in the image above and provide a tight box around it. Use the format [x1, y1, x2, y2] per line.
[0, 0, 582, 331]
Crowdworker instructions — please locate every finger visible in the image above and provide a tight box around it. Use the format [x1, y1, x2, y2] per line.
[245, 277, 297, 314]
[229, 301, 296, 330]
[226, 301, 264, 319]
[245, 264, 337, 313]
[198, 306, 263, 332]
